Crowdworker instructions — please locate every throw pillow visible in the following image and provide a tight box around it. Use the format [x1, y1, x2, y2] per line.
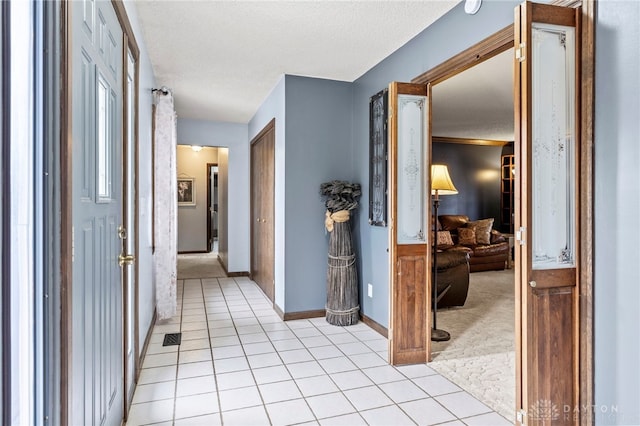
[438, 215, 470, 231]
[467, 218, 494, 245]
[437, 230, 454, 249]
[458, 227, 477, 246]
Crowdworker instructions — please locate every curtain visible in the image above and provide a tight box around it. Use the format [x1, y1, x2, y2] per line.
[153, 90, 177, 320]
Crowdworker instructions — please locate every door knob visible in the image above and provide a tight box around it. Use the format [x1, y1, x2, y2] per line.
[119, 253, 135, 266]
[117, 225, 127, 240]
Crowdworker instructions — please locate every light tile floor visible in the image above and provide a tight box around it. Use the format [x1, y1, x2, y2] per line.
[126, 277, 511, 426]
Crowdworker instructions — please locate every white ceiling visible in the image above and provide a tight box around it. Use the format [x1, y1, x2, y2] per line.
[134, 0, 459, 123]
[432, 48, 514, 141]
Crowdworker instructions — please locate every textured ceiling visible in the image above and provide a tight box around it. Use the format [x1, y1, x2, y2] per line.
[135, 0, 459, 123]
[432, 48, 514, 141]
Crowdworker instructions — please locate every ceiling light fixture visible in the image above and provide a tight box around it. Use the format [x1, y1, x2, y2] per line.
[464, 0, 482, 15]
[191, 145, 203, 152]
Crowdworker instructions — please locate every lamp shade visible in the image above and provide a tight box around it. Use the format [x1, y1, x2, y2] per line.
[431, 164, 458, 195]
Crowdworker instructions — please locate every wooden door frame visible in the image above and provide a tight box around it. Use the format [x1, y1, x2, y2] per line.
[60, 0, 141, 423]
[206, 162, 218, 252]
[410, 0, 594, 420]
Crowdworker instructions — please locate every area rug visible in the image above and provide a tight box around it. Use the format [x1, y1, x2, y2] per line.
[430, 269, 515, 422]
[177, 252, 226, 279]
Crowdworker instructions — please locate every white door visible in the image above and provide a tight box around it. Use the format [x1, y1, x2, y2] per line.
[124, 50, 138, 411]
[71, 0, 124, 424]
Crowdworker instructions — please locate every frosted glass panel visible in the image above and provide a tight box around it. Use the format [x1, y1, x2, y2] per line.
[397, 94, 427, 244]
[97, 73, 111, 200]
[531, 23, 576, 269]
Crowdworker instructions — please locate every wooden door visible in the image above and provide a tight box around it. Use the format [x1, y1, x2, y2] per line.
[388, 83, 430, 365]
[71, 0, 125, 424]
[251, 120, 275, 301]
[514, 2, 581, 424]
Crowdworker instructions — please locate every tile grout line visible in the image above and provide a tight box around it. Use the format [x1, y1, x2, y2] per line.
[140, 274, 506, 426]
[234, 277, 325, 425]
[172, 278, 185, 425]
[199, 277, 224, 425]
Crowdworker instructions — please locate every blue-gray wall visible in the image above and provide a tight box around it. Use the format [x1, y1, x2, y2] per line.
[249, 77, 286, 309]
[249, 75, 353, 313]
[352, 0, 520, 328]
[594, 1, 640, 424]
[432, 142, 503, 229]
[284, 76, 354, 312]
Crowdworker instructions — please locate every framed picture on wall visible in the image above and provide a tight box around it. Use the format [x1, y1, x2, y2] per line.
[177, 177, 196, 206]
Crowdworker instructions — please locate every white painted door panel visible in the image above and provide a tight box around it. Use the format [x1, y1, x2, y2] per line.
[71, 1, 124, 424]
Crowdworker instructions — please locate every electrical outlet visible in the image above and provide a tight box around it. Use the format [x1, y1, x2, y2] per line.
[367, 283, 373, 298]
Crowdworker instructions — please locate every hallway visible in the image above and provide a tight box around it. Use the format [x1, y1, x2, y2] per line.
[126, 277, 510, 425]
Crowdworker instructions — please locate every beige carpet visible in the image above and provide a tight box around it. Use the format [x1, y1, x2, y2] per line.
[177, 252, 226, 279]
[430, 269, 515, 422]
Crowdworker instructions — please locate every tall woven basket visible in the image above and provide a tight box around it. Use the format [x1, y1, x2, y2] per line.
[326, 218, 359, 326]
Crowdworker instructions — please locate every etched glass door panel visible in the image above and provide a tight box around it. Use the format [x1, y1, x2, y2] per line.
[397, 94, 427, 244]
[531, 23, 576, 269]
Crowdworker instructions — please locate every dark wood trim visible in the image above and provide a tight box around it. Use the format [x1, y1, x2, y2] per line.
[136, 310, 157, 382]
[132, 40, 141, 403]
[111, 0, 139, 59]
[283, 310, 326, 321]
[59, 1, 72, 424]
[272, 305, 326, 322]
[178, 250, 209, 254]
[576, 0, 595, 422]
[413, 25, 514, 86]
[217, 254, 228, 274]
[121, 32, 132, 420]
[360, 314, 388, 338]
[1, 1, 10, 423]
[216, 254, 248, 277]
[250, 118, 276, 146]
[273, 303, 285, 320]
[206, 162, 218, 253]
[432, 136, 511, 146]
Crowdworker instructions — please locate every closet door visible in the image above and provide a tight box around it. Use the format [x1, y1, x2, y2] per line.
[250, 120, 275, 302]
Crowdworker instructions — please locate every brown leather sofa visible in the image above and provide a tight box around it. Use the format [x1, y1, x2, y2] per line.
[436, 250, 470, 308]
[438, 214, 509, 273]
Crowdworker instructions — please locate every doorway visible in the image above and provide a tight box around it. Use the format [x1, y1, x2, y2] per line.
[388, 2, 595, 424]
[428, 48, 516, 421]
[176, 146, 227, 279]
[207, 163, 219, 253]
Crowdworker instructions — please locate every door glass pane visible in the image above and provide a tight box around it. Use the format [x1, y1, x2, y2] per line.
[531, 23, 576, 269]
[397, 94, 427, 244]
[97, 73, 111, 200]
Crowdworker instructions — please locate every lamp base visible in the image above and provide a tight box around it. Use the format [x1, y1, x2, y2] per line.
[431, 328, 451, 342]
